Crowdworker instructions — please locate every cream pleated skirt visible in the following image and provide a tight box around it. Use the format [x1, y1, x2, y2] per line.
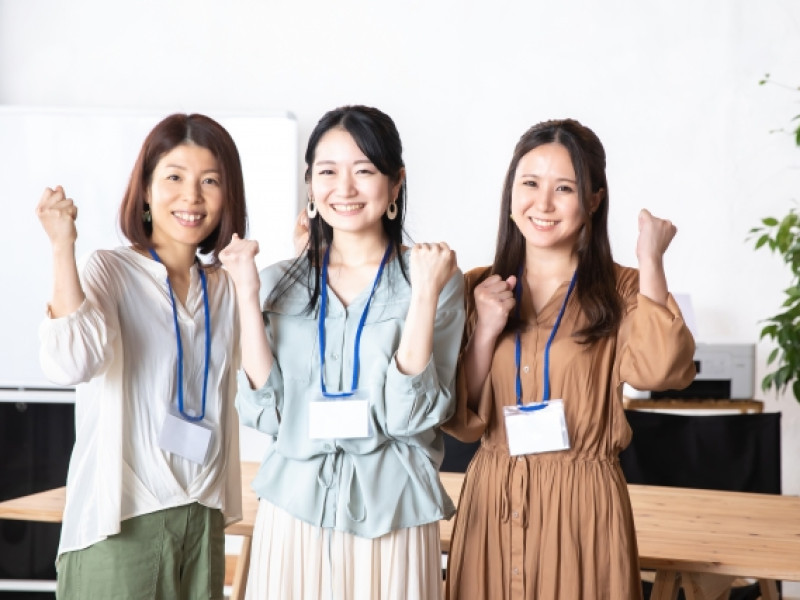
[244, 499, 442, 600]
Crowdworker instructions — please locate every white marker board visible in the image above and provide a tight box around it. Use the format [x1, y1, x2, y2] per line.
[0, 106, 298, 391]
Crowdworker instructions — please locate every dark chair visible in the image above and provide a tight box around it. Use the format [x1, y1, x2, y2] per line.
[620, 409, 782, 600]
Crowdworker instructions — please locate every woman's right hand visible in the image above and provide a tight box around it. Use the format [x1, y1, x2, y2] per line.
[473, 274, 517, 341]
[219, 234, 261, 299]
[36, 186, 78, 247]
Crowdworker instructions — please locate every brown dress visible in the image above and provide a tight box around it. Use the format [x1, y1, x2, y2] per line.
[443, 265, 696, 600]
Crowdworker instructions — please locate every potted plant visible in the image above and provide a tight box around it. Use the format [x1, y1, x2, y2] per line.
[749, 74, 800, 401]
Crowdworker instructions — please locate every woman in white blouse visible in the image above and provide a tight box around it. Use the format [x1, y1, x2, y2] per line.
[37, 113, 247, 600]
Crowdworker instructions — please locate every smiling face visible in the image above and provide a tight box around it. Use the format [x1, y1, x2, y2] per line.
[147, 143, 224, 253]
[308, 127, 401, 239]
[510, 142, 595, 255]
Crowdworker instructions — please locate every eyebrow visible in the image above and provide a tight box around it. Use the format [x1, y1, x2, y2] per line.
[519, 173, 577, 183]
[314, 159, 374, 166]
[162, 164, 220, 174]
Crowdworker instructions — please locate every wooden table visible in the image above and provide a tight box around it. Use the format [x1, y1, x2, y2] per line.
[439, 471, 800, 600]
[4, 467, 800, 600]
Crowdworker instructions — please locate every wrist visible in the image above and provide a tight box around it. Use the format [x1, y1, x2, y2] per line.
[51, 240, 76, 258]
[471, 322, 502, 351]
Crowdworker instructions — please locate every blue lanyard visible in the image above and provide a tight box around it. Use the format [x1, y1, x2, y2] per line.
[318, 243, 392, 398]
[514, 269, 577, 410]
[149, 248, 211, 422]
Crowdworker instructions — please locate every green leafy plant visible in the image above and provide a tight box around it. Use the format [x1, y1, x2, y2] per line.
[750, 208, 800, 400]
[750, 74, 800, 401]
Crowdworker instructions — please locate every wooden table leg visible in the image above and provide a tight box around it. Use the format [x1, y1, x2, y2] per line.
[758, 579, 779, 600]
[651, 570, 681, 600]
[230, 535, 251, 600]
[680, 573, 734, 600]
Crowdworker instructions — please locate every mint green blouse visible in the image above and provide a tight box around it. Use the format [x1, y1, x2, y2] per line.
[236, 249, 466, 538]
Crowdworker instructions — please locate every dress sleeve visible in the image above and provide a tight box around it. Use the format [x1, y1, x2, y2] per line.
[615, 268, 697, 391]
[442, 267, 493, 443]
[383, 268, 466, 438]
[38, 252, 118, 386]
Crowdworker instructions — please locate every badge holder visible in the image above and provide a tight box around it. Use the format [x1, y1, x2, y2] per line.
[309, 389, 372, 439]
[159, 408, 214, 465]
[504, 399, 570, 456]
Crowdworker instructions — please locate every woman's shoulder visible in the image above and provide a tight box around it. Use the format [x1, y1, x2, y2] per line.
[259, 256, 312, 313]
[80, 246, 148, 277]
[613, 263, 640, 301]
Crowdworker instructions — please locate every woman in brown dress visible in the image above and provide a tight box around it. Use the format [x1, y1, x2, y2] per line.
[443, 119, 696, 600]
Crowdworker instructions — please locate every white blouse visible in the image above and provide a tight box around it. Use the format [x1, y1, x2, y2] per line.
[39, 247, 242, 559]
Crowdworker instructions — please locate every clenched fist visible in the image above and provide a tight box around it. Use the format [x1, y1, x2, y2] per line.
[473, 274, 517, 341]
[37, 186, 78, 246]
[409, 242, 458, 299]
[219, 233, 261, 299]
[636, 208, 676, 264]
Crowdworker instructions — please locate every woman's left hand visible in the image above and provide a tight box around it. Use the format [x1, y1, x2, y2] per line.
[409, 242, 458, 299]
[636, 208, 676, 263]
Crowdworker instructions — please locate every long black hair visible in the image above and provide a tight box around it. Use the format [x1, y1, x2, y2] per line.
[491, 118, 622, 342]
[267, 105, 408, 312]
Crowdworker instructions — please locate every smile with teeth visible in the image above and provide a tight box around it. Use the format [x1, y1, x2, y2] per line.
[530, 217, 558, 227]
[332, 203, 365, 212]
[173, 211, 205, 223]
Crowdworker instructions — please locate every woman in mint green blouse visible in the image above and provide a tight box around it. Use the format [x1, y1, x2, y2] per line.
[220, 105, 465, 600]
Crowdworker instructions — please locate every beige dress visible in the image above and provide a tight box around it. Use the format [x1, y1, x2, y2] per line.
[443, 265, 696, 600]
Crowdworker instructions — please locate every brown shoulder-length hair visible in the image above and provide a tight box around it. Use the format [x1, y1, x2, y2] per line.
[119, 113, 247, 265]
[491, 118, 622, 343]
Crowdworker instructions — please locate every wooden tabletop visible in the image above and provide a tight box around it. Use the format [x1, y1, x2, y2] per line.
[3, 464, 799, 586]
[630, 483, 800, 582]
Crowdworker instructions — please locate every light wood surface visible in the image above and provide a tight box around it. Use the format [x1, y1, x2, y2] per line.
[3, 463, 799, 600]
[623, 397, 764, 413]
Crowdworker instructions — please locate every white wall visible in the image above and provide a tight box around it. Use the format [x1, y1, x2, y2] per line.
[2, 0, 800, 579]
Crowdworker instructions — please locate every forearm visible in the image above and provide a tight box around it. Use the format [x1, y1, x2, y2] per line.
[236, 290, 274, 389]
[463, 328, 496, 412]
[48, 242, 85, 318]
[638, 256, 668, 306]
[395, 291, 437, 376]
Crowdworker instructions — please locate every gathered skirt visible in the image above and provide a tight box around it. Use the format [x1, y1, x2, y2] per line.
[245, 499, 442, 600]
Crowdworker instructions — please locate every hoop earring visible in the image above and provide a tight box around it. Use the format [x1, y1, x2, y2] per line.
[306, 199, 317, 219]
[386, 200, 398, 221]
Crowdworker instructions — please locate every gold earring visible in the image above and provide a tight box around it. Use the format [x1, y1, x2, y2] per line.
[386, 200, 398, 220]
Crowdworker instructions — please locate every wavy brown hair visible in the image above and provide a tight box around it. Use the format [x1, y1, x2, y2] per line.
[119, 113, 247, 266]
[491, 118, 622, 343]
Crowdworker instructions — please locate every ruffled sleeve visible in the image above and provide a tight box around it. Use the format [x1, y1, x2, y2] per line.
[38, 252, 118, 386]
[383, 268, 466, 437]
[615, 267, 696, 391]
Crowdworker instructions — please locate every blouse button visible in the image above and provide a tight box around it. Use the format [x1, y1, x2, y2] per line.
[522, 365, 530, 373]
[512, 511, 519, 519]
[512, 567, 520, 576]
[331, 353, 339, 361]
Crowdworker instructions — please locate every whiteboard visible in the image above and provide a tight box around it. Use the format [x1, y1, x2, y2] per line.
[0, 107, 298, 391]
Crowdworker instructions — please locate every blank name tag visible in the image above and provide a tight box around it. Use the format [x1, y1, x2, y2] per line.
[158, 411, 213, 465]
[504, 399, 570, 456]
[309, 391, 371, 439]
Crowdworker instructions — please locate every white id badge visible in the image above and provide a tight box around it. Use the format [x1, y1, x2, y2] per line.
[308, 390, 372, 439]
[504, 399, 570, 456]
[158, 411, 214, 465]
